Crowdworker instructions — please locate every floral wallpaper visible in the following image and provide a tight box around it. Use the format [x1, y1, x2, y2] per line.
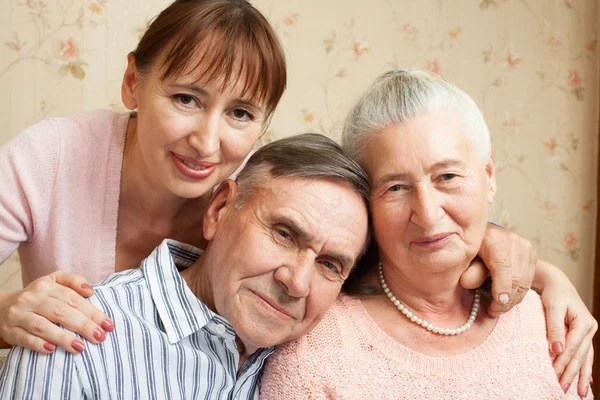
[0, 0, 598, 306]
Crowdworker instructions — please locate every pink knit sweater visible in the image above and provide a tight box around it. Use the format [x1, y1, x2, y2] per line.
[0, 110, 129, 285]
[261, 291, 590, 400]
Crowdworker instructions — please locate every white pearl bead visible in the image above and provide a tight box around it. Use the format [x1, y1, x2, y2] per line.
[378, 262, 480, 337]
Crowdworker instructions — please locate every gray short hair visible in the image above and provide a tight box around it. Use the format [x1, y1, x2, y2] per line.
[342, 69, 491, 166]
[234, 133, 371, 258]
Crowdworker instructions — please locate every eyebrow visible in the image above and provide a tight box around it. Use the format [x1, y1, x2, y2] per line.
[273, 214, 355, 270]
[374, 159, 467, 188]
[170, 83, 262, 111]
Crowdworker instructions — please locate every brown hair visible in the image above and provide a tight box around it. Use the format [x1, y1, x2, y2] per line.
[132, 0, 286, 118]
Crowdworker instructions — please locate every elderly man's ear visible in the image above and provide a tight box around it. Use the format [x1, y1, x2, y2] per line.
[485, 155, 497, 204]
[203, 180, 239, 241]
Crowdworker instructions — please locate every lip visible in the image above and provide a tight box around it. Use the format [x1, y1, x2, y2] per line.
[171, 152, 216, 180]
[411, 232, 453, 248]
[250, 290, 296, 320]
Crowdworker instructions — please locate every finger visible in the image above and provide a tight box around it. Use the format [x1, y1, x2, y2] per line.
[577, 346, 593, 397]
[460, 259, 489, 290]
[50, 286, 114, 332]
[558, 332, 592, 393]
[544, 302, 567, 360]
[40, 296, 107, 345]
[553, 315, 595, 377]
[508, 278, 529, 311]
[24, 312, 89, 354]
[4, 326, 56, 355]
[486, 259, 513, 312]
[50, 271, 95, 297]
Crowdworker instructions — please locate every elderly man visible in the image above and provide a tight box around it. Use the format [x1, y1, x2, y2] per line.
[0, 133, 370, 399]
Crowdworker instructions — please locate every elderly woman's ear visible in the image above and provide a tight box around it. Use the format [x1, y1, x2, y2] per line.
[485, 155, 497, 204]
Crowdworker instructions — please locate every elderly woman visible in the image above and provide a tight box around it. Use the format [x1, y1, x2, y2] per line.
[260, 70, 593, 399]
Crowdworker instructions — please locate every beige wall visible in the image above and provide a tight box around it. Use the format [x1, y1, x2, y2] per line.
[1, 0, 598, 305]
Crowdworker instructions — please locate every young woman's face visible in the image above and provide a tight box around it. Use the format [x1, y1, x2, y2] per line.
[122, 56, 266, 200]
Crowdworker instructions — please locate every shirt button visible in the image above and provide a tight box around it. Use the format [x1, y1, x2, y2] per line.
[215, 324, 226, 335]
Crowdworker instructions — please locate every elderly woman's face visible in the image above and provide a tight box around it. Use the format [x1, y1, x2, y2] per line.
[363, 108, 496, 273]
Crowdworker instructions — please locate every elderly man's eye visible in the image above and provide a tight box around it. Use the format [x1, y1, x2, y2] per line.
[276, 229, 292, 240]
[320, 260, 340, 273]
[388, 184, 403, 192]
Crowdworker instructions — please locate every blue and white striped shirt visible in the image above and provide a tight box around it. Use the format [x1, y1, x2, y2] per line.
[0, 239, 274, 399]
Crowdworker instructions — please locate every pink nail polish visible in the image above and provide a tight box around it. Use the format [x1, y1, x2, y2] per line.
[551, 341, 564, 354]
[71, 339, 85, 353]
[584, 387, 589, 397]
[101, 320, 114, 332]
[93, 329, 106, 342]
[562, 383, 570, 393]
[81, 283, 93, 290]
[43, 342, 56, 352]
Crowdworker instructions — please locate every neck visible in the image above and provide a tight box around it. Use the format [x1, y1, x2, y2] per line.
[377, 257, 473, 322]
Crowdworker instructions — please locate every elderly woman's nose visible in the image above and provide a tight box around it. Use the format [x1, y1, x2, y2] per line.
[188, 116, 221, 157]
[410, 185, 444, 228]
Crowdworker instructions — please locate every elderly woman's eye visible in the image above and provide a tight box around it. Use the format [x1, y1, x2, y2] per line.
[388, 184, 403, 192]
[440, 173, 457, 181]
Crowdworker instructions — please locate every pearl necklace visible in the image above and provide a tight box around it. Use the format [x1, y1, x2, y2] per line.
[378, 262, 481, 336]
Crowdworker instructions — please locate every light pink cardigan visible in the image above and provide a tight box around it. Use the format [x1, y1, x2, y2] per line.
[0, 110, 129, 285]
[260, 291, 590, 400]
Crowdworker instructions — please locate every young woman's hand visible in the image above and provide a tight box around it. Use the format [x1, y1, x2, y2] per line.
[0, 271, 114, 354]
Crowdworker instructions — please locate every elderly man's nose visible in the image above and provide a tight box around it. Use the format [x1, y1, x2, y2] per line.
[274, 261, 311, 298]
[411, 186, 443, 228]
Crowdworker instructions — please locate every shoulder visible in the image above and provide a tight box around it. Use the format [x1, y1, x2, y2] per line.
[508, 290, 549, 341]
[1, 110, 127, 162]
[278, 295, 351, 353]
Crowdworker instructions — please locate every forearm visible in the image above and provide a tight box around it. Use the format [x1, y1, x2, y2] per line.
[532, 259, 574, 294]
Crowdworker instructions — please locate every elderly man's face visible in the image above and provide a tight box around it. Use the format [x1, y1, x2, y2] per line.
[201, 177, 368, 352]
[364, 108, 496, 275]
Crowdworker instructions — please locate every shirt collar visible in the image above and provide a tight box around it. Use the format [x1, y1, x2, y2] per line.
[141, 239, 219, 344]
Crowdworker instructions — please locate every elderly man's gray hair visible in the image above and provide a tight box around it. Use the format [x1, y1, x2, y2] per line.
[342, 69, 491, 165]
[235, 133, 371, 210]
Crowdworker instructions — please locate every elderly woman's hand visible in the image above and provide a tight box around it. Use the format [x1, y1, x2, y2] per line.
[534, 260, 596, 397]
[0, 271, 114, 354]
[460, 222, 537, 315]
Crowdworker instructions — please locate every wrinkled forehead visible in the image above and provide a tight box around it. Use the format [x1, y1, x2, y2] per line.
[364, 111, 482, 175]
[257, 178, 369, 253]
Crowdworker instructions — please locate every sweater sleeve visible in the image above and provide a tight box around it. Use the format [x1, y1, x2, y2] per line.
[0, 119, 60, 264]
[259, 342, 327, 400]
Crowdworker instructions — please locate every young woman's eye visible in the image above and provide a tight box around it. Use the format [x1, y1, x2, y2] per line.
[174, 94, 198, 107]
[231, 108, 253, 121]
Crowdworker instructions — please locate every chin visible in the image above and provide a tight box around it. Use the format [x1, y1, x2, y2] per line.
[168, 182, 214, 200]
